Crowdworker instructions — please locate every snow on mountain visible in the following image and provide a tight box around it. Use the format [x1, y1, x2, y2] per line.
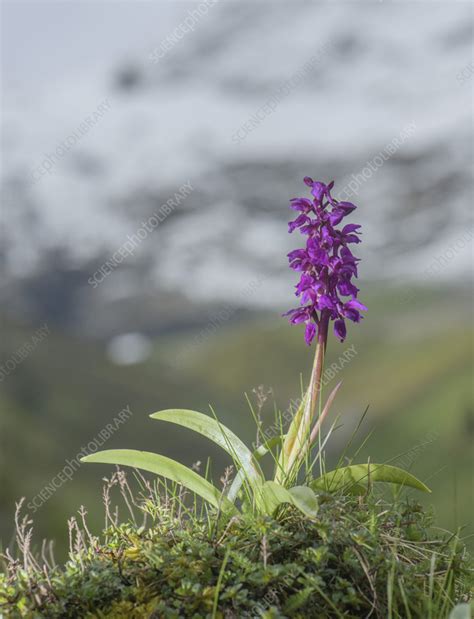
[1, 2, 472, 328]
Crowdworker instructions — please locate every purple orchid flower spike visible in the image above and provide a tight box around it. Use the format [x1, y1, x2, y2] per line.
[285, 177, 367, 345]
[277, 176, 367, 483]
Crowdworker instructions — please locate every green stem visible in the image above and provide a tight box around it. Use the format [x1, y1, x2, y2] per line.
[307, 313, 329, 423]
[276, 312, 329, 483]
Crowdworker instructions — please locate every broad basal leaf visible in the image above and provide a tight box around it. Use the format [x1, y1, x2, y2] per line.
[261, 481, 318, 518]
[226, 436, 284, 503]
[81, 449, 238, 514]
[311, 464, 431, 494]
[288, 485, 319, 516]
[150, 409, 263, 489]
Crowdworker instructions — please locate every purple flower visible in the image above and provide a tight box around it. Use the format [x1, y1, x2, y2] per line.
[305, 322, 317, 346]
[289, 198, 314, 213]
[285, 177, 367, 344]
[288, 214, 310, 233]
[334, 319, 347, 342]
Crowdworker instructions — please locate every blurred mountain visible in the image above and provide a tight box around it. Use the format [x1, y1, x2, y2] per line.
[1, 2, 473, 336]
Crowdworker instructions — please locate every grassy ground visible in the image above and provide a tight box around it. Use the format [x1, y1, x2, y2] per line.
[1, 474, 472, 618]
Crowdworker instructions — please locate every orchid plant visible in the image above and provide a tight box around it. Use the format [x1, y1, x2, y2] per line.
[83, 177, 430, 520]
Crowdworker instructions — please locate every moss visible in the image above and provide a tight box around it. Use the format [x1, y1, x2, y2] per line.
[1, 492, 472, 618]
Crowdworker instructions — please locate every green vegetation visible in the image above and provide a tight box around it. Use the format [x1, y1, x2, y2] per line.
[1, 474, 472, 618]
[81, 408, 429, 520]
[0, 285, 472, 616]
[1, 286, 472, 556]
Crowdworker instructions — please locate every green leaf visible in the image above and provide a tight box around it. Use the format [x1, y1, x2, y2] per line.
[150, 409, 263, 489]
[81, 449, 238, 514]
[254, 435, 284, 460]
[226, 436, 283, 503]
[288, 485, 320, 516]
[261, 481, 318, 518]
[226, 469, 246, 503]
[311, 464, 431, 494]
[276, 396, 306, 482]
[283, 588, 315, 614]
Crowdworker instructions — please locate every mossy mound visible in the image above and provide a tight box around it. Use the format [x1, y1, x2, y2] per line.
[1, 492, 472, 618]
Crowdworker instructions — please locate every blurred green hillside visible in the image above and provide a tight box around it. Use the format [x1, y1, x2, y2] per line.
[1, 284, 473, 557]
